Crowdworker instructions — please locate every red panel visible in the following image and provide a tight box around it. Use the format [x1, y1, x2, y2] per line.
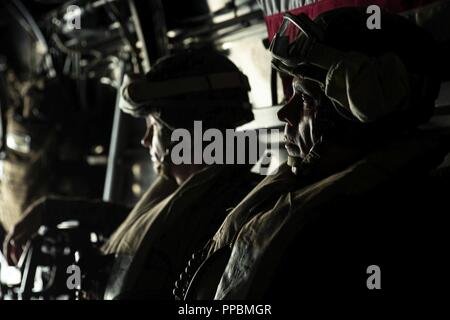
[264, 0, 443, 41]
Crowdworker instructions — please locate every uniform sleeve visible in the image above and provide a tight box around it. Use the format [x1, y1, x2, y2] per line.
[324, 52, 411, 123]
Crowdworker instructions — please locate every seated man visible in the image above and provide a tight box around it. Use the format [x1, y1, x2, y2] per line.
[179, 8, 449, 300]
[3, 49, 260, 299]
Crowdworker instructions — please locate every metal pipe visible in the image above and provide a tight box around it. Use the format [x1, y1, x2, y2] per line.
[103, 60, 126, 202]
[18, 246, 36, 300]
[9, 0, 56, 77]
[128, 0, 168, 68]
[0, 57, 7, 154]
[128, 0, 150, 73]
[171, 9, 264, 42]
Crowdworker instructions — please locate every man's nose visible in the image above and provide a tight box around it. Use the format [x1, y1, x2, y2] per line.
[277, 96, 300, 127]
[141, 125, 153, 148]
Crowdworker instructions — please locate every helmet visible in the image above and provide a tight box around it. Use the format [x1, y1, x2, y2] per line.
[121, 49, 254, 130]
[271, 8, 442, 175]
[270, 7, 440, 127]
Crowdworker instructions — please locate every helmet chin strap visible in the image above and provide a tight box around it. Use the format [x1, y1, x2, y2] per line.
[287, 137, 323, 176]
[287, 155, 303, 175]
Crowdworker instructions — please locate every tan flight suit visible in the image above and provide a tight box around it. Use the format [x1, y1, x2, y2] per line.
[1, 159, 258, 299]
[102, 164, 259, 299]
[101, 173, 178, 255]
[209, 133, 447, 299]
[184, 50, 444, 299]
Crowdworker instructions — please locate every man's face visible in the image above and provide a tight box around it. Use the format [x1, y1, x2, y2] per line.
[141, 114, 172, 171]
[277, 77, 322, 159]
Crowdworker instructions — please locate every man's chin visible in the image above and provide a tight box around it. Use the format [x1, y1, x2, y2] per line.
[286, 149, 305, 160]
[285, 144, 302, 157]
